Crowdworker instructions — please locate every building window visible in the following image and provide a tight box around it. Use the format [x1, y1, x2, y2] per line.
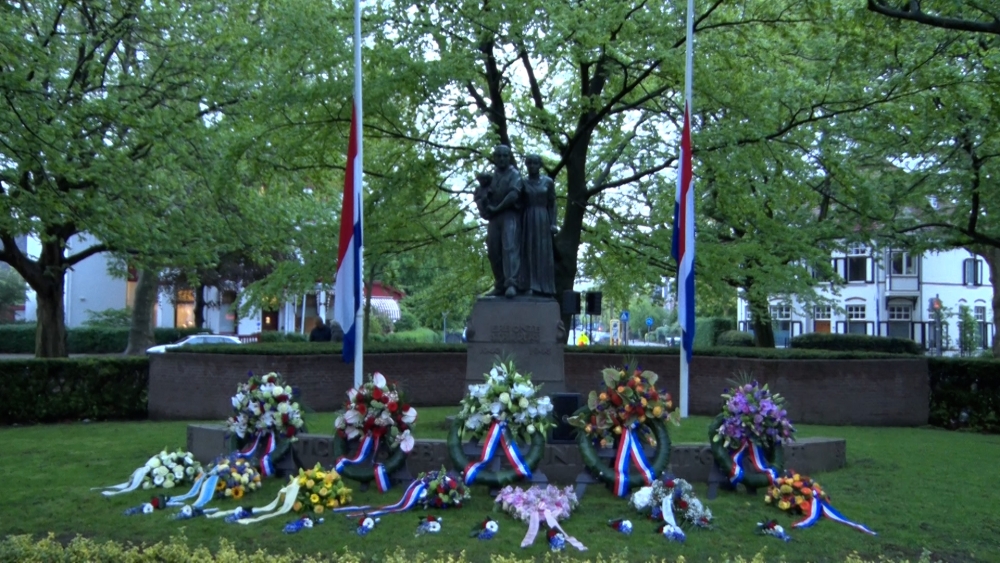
[889, 251, 917, 276]
[174, 288, 196, 328]
[963, 259, 983, 286]
[887, 305, 911, 321]
[744, 305, 753, 321]
[770, 305, 792, 320]
[846, 304, 867, 335]
[848, 244, 867, 256]
[847, 305, 866, 319]
[813, 306, 831, 320]
[975, 306, 986, 322]
[846, 246, 869, 282]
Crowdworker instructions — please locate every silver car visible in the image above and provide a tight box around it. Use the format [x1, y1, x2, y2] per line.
[146, 334, 242, 354]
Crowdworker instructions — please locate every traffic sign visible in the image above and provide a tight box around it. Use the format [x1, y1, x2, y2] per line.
[620, 310, 630, 323]
[646, 317, 654, 327]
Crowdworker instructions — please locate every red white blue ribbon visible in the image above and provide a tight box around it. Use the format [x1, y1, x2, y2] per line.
[612, 427, 657, 497]
[463, 421, 531, 486]
[793, 491, 877, 535]
[727, 440, 777, 487]
[335, 434, 393, 492]
[341, 479, 428, 518]
[238, 432, 278, 478]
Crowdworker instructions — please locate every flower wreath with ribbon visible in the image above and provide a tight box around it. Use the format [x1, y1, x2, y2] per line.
[765, 470, 876, 535]
[332, 372, 417, 492]
[567, 361, 676, 496]
[93, 448, 202, 496]
[226, 371, 307, 479]
[494, 485, 587, 551]
[627, 476, 713, 542]
[447, 359, 553, 487]
[124, 453, 262, 517]
[209, 462, 354, 525]
[709, 375, 794, 491]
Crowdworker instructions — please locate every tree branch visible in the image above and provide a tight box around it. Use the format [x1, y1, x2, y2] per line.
[65, 244, 108, 267]
[867, 0, 1000, 35]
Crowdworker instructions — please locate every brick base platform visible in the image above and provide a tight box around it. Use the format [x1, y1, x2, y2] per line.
[187, 424, 846, 485]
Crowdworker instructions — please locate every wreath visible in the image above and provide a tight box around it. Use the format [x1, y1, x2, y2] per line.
[567, 362, 676, 495]
[708, 375, 794, 490]
[448, 359, 553, 486]
[226, 371, 306, 476]
[332, 372, 417, 490]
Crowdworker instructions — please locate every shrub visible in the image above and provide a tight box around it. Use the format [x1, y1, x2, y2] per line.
[928, 357, 1000, 433]
[693, 317, 735, 348]
[387, 327, 439, 343]
[172, 341, 469, 355]
[716, 330, 755, 347]
[0, 357, 149, 424]
[789, 333, 922, 355]
[0, 325, 204, 354]
[259, 331, 309, 343]
[83, 307, 132, 328]
[395, 307, 421, 332]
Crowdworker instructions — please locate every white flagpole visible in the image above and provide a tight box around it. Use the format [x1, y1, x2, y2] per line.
[353, 0, 365, 388]
[679, 0, 694, 419]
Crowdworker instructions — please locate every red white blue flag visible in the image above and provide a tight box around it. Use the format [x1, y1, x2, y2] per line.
[335, 105, 363, 364]
[671, 101, 695, 365]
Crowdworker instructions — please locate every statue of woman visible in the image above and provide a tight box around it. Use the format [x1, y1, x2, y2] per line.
[519, 154, 558, 296]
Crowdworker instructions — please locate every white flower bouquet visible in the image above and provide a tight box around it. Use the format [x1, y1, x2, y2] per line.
[141, 449, 202, 490]
[457, 359, 554, 441]
[227, 372, 306, 440]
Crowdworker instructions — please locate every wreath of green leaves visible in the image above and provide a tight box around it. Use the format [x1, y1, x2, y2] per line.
[708, 413, 785, 490]
[329, 434, 409, 483]
[574, 407, 672, 488]
[447, 421, 546, 487]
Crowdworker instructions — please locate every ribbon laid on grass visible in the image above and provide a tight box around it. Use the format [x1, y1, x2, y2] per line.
[240, 432, 278, 478]
[335, 433, 393, 493]
[612, 427, 656, 497]
[793, 491, 877, 535]
[165, 473, 219, 510]
[335, 479, 428, 518]
[92, 466, 151, 497]
[727, 440, 777, 487]
[207, 481, 301, 525]
[464, 421, 531, 486]
[519, 509, 587, 551]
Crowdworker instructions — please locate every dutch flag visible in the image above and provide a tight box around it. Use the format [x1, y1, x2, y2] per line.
[335, 104, 363, 364]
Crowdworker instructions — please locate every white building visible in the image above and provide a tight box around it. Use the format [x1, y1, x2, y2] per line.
[737, 245, 995, 352]
[19, 234, 403, 336]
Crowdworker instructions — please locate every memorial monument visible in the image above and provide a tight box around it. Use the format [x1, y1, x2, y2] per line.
[467, 146, 566, 392]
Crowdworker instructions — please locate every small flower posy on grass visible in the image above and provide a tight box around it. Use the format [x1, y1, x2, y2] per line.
[292, 463, 352, 515]
[212, 454, 262, 500]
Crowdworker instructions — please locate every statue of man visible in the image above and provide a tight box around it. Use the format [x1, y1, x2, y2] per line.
[480, 145, 522, 298]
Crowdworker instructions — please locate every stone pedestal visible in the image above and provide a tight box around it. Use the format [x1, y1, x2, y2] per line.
[465, 297, 566, 392]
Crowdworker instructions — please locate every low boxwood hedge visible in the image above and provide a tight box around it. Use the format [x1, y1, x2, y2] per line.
[928, 357, 1000, 433]
[789, 333, 923, 355]
[0, 357, 149, 424]
[716, 330, 755, 347]
[0, 325, 205, 354]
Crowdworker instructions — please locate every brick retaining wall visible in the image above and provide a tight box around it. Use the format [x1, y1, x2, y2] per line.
[150, 352, 928, 426]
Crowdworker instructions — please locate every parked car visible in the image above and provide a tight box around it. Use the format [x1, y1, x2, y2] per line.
[146, 334, 241, 354]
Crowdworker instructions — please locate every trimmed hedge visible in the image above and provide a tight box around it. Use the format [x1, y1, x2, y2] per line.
[258, 331, 308, 343]
[716, 330, 755, 347]
[0, 325, 205, 354]
[172, 341, 469, 355]
[693, 317, 735, 348]
[928, 357, 1000, 433]
[789, 333, 923, 355]
[0, 357, 149, 424]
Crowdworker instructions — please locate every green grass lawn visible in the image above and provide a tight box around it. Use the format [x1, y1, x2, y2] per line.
[1, 408, 998, 562]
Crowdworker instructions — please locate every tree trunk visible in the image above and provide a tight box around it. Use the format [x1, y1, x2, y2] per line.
[554, 136, 591, 331]
[34, 277, 68, 358]
[194, 283, 206, 329]
[124, 269, 160, 355]
[978, 247, 1000, 358]
[746, 291, 776, 348]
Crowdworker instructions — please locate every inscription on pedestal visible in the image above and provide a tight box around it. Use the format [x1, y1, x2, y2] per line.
[491, 325, 541, 343]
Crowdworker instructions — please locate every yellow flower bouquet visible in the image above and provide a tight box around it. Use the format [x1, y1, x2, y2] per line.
[292, 463, 352, 515]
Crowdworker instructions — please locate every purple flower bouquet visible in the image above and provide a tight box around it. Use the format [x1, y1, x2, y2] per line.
[713, 380, 796, 450]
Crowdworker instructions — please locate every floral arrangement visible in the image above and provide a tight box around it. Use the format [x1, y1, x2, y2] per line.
[457, 359, 554, 440]
[765, 471, 827, 515]
[756, 520, 792, 542]
[629, 478, 712, 529]
[142, 449, 202, 490]
[335, 372, 417, 451]
[713, 377, 795, 449]
[284, 516, 323, 534]
[227, 372, 306, 440]
[419, 467, 469, 509]
[494, 485, 579, 523]
[416, 515, 443, 535]
[292, 463, 353, 515]
[213, 455, 262, 500]
[569, 361, 677, 449]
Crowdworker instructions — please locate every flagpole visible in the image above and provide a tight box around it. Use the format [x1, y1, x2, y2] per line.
[679, 0, 695, 418]
[352, 0, 364, 388]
